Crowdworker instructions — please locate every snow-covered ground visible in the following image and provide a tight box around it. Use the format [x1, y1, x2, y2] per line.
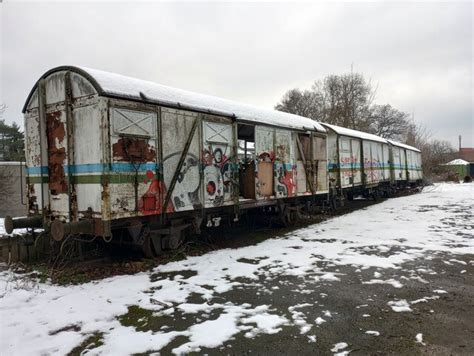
[0, 183, 473, 355]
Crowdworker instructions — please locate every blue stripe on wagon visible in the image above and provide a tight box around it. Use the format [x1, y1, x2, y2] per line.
[26, 166, 49, 175]
[27, 163, 159, 175]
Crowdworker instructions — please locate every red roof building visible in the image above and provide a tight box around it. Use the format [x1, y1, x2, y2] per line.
[458, 148, 474, 163]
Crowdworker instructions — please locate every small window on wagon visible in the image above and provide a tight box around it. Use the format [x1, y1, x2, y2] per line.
[112, 108, 157, 137]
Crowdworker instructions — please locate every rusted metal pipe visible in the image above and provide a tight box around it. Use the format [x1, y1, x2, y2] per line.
[50, 219, 95, 241]
[4, 215, 43, 234]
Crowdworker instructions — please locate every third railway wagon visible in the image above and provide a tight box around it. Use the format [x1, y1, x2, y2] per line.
[5, 66, 422, 255]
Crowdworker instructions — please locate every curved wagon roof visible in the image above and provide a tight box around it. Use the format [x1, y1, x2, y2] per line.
[387, 140, 421, 153]
[23, 66, 326, 133]
[320, 123, 388, 144]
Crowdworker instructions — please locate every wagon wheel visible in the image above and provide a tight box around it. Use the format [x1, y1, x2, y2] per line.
[141, 230, 163, 258]
[59, 234, 77, 257]
[34, 231, 50, 259]
[279, 206, 296, 227]
[142, 233, 155, 258]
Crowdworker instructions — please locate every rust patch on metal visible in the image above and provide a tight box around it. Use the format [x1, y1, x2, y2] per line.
[46, 111, 68, 195]
[112, 137, 156, 162]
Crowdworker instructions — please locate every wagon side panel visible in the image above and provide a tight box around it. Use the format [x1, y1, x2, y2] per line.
[108, 104, 159, 218]
[24, 110, 49, 215]
[73, 102, 103, 219]
[312, 134, 328, 194]
[274, 129, 295, 198]
[327, 134, 339, 189]
[382, 144, 390, 182]
[202, 119, 236, 208]
[362, 140, 373, 185]
[350, 138, 362, 186]
[161, 108, 202, 212]
[339, 136, 353, 188]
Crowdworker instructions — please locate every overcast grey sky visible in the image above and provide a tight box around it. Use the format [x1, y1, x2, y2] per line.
[1, 1, 472, 147]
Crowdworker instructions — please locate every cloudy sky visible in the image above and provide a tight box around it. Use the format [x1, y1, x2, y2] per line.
[1, 1, 472, 147]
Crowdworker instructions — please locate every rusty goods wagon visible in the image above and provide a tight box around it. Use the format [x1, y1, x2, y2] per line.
[5, 66, 330, 255]
[323, 123, 423, 201]
[387, 140, 423, 183]
[323, 123, 392, 199]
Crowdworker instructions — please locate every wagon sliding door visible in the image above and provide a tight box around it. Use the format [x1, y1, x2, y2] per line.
[339, 137, 362, 188]
[312, 134, 328, 193]
[382, 144, 390, 181]
[274, 130, 295, 198]
[255, 126, 274, 199]
[391, 146, 406, 181]
[295, 133, 311, 195]
[202, 119, 236, 207]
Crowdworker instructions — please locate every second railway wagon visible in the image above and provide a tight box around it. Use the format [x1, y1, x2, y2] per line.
[323, 123, 392, 200]
[6, 66, 330, 255]
[387, 140, 423, 183]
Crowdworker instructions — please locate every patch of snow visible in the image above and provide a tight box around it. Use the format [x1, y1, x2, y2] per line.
[307, 335, 317, 343]
[331, 342, 349, 352]
[323, 123, 388, 144]
[315, 317, 326, 325]
[448, 259, 467, 265]
[314, 272, 342, 282]
[177, 303, 214, 314]
[388, 300, 412, 312]
[363, 279, 403, 288]
[433, 289, 448, 294]
[410, 275, 429, 284]
[415, 333, 425, 345]
[323, 310, 332, 317]
[365, 330, 380, 336]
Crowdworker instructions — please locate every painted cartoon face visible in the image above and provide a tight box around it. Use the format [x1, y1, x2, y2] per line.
[214, 148, 223, 163]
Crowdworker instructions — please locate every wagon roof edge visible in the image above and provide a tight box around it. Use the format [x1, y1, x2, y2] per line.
[23, 65, 327, 133]
[320, 123, 388, 144]
[386, 139, 421, 152]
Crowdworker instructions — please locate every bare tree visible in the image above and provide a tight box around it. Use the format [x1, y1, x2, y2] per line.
[321, 72, 376, 131]
[275, 70, 376, 132]
[275, 88, 324, 119]
[404, 119, 432, 148]
[369, 104, 410, 140]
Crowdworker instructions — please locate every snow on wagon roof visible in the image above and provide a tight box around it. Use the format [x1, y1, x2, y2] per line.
[24, 66, 326, 133]
[320, 123, 387, 144]
[387, 140, 421, 153]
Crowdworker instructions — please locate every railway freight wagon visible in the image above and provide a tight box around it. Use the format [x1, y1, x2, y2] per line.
[387, 140, 423, 183]
[323, 123, 391, 200]
[5, 66, 329, 255]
